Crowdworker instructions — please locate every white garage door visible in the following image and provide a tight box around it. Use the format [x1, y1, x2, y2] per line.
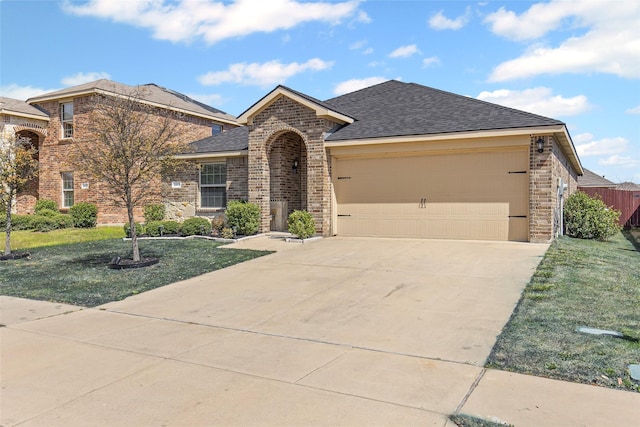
[333, 149, 529, 241]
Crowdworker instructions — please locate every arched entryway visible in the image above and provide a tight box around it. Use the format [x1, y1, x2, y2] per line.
[267, 130, 307, 231]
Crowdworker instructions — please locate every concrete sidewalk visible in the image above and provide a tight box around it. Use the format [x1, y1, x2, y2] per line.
[2, 236, 638, 426]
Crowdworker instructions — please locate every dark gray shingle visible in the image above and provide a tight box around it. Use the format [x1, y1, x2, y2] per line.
[189, 126, 248, 153]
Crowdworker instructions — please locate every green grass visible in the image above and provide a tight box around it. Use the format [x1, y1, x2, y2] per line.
[450, 414, 513, 427]
[0, 238, 271, 307]
[487, 230, 640, 393]
[3, 226, 125, 250]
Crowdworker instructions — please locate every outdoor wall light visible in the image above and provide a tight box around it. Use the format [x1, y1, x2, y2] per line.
[292, 159, 299, 174]
[536, 137, 545, 153]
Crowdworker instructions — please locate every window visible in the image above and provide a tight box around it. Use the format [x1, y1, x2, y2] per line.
[212, 124, 222, 135]
[200, 163, 226, 208]
[60, 102, 74, 138]
[61, 172, 74, 208]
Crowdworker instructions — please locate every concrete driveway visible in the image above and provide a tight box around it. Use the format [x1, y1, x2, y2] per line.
[1, 236, 583, 425]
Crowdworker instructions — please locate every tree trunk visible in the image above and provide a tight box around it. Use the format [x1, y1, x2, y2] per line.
[4, 207, 11, 256]
[128, 207, 140, 262]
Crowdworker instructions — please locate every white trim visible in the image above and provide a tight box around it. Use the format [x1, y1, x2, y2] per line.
[237, 87, 354, 125]
[0, 110, 50, 122]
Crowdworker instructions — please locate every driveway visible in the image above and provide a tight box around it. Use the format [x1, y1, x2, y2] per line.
[2, 237, 546, 426]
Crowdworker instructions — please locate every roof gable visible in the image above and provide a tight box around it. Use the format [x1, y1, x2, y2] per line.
[0, 96, 49, 120]
[237, 85, 354, 125]
[26, 79, 236, 124]
[578, 169, 617, 188]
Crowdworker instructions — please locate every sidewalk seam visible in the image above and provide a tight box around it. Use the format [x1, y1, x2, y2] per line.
[454, 367, 486, 414]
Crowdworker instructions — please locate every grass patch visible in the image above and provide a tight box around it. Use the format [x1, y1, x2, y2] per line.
[0, 238, 271, 307]
[450, 414, 513, 427]
[487, 230, 640, 393]
[3, 226, 125, 250]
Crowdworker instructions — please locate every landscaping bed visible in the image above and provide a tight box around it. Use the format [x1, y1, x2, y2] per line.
[0, 238, 271, 307]
[487, 230, 640, 392]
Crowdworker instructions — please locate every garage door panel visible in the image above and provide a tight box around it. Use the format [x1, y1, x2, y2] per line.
[334, 150, 529, 241]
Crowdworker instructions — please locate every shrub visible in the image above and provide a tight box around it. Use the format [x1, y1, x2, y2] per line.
[69, 202, 98, 228]
[181, 217, 212, 236]
[124, 222, 143, 238]
[221, 227, 235, 239]
[52, 214, 74, 229]
[30, 215, 58, 232]
[10, 214, 34, 230]
[564, 191, 621, 241]
[34, 199, 57, 214]
[287, 210, 316, 239]
[211, 216, 225, 235]
[36, 208, 59, 218]
[225, 200, 260, 236]
[145, 220, 164, 237]
[144, 203, 166, 222]
[161, 220, 180, 235]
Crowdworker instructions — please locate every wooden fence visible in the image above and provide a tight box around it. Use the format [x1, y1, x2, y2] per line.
[579, 187, 640, 227]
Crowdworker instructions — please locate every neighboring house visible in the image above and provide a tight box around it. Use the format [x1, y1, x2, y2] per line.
[0, 97, 50, 213]
[577, 168, 617, 188]
[21, 79, 237, 223]
[171, 80, 583, 243]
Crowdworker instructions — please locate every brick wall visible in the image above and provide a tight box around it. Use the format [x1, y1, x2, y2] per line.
[247, 96, 336, 235]
[30, 94, 222, 224]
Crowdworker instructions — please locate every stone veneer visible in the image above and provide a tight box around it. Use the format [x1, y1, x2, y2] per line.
[247, 96, 337, 236]
[29, 95, 223, 224]
[529, 135, 578, 243]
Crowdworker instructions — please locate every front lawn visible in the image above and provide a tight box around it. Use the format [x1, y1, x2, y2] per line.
[487, 230, 640, 392]
[0, 238, 271, 307]
[3, 226, 125, 250]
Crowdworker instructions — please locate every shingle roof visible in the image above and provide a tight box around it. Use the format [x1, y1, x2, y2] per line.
[616, 182, 640, 191]
[27, 79, 236, 123]
[578, 169, 617, 188]
[189, 126, 249, 153]
[0, 96, 49, 119]
[323, 80, 565, 141]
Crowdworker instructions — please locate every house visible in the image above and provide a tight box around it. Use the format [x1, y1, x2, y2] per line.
[170, 80, 583, 243]
[577, 168, 617, 188]
[20, 79, 237, 222]
[0, 97, 50, 213]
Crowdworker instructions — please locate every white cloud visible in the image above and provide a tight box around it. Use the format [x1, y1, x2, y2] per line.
[61, 71, 111, 86]
[198, 58, 333, 87]
[476, 87, 591, 117]
[349, 39, 367, 50]
[486, 1, 640, 81]
[422, 56, 441, 68]
[186, 93, 225, 106]
[428, 7, 470, 30]
[0, 84, 59, 100]
[362, 47, 373, 55]
[389, 44, 420, 58]
[599, 155, 640, 168]
[575, 136, 629, 157]
[333, 77, 387, 96]
[63, 0, 362, 44]
[626, 105, 640, 114]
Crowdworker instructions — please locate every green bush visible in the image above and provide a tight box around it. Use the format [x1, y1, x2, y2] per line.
[10, 214, 34, 230]
[123, 222, 143, 238]
[287, 210, 316, 239]
[34, 199, 57, 214]
[162, 220, 180, 235]
[145, 220, 164, 237]
[52, 214, 74, 229]
[144, 203, 165, 222]
[225, 200, 260, 236]
[564, 191, 621, 241]
[36, 208, 59, 218]
[69, 202, 98, 228]
[221, 227, 235, 239]
[181, 217, 212, 236]
[30, 215, 58, 232]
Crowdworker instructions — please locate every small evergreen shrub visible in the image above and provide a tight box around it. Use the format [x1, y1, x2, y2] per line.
[181, 217, 212, 236]
[69, 202, 98, 228]
[564, 191, 621, 241]
[34, 199, 57, 214]
[211, 216, 225, 236]
[52, 214, 74, 229]
[144, 203, 166, 222]
[36, 208, 59, 218]
[221, 227, 235, 239]
[124, 222, 143, 238]
[30, 215, 58, 232]
[287, 210, 316, 239]
[225, 200, 260, 236]
[145, 220, 165, 237]
[10, 214, 34, 230]
[161, 220, 180, 235]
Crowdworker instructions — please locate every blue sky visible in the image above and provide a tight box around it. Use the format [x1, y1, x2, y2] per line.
[2, 0, 639, 183]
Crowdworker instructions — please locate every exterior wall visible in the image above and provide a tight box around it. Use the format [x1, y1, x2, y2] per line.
[31, 95, 223, 224]
[529, 135, 579, 242]
[268, 132, 306, 213]
[162, 157, 248, 221]
[247, 96, 337, 236]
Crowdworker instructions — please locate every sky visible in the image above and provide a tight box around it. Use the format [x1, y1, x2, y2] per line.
[1, 0, 639, 183]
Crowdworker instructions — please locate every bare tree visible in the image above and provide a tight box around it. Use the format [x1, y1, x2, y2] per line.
[0, 133, 38, 256]
[72, 90, 184, 262]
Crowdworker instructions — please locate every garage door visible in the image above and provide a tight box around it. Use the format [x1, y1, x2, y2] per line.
[333, 149, 529, 241]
